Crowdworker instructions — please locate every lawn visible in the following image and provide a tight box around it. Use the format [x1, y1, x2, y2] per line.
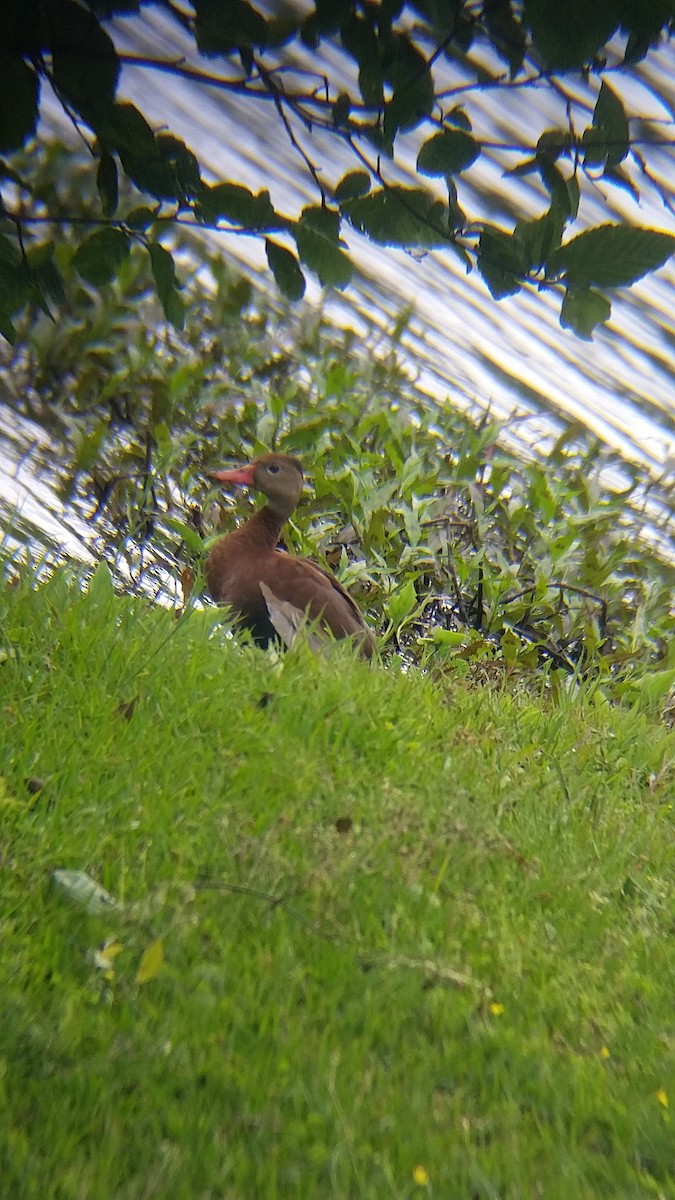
[0, 563, 673, 1199]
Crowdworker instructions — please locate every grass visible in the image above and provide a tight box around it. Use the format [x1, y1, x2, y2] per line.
[0, 561, 673, 1200]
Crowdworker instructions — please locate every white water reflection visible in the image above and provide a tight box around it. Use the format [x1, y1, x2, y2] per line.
[110, 10, 674, 477]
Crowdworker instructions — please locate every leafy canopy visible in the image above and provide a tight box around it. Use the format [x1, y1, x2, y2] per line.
[1, 0, 675, 341]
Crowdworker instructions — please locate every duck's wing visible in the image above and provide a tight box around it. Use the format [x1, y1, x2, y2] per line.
[259, 582, 326, 651]
[262, 552, 375, 658]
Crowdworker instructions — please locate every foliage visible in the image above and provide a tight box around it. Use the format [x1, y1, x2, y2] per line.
[0, 563, 673, 1198]
[3, 156, 673, 692]
[2, 0, 675, 340]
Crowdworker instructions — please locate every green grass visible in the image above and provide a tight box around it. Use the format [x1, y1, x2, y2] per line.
[1, 563, 673, 1200]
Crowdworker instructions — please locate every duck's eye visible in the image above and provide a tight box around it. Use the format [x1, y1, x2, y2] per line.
[266, 463, 281, 474]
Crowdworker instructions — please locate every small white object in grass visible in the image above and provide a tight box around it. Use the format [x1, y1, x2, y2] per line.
[51, 869, 122, 914]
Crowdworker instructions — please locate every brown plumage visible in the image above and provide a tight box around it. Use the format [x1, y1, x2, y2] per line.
[205, 453, 375, 658]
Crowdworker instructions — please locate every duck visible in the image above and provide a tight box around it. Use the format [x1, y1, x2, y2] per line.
[205, 453, 375, 658]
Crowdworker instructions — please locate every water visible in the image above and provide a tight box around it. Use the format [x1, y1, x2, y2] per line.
[1, 8, 673, 562]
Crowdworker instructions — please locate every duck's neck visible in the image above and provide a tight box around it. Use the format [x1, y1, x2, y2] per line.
[235, 504, 287, 551]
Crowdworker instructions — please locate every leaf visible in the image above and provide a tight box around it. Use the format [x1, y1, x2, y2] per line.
[199, 183, 281, 229]
[135, 938, 164, 985]
[477, 226, 527, 298]
[385, 579, 418, 629]
[292, 206, 353, 289]
[332, 91, 351, 126]
[560, 288, 612, 339]
[537, 161, 580, 220]
[514, 209, 564, 269]
[583, 81, 629, 168]
[98, 104, 181, 201]
[193, 0, 268, 53]
[343, 187, 449, 248]
[334, 170, 371, 202]
[72, 227, 130, 286]
[265, 239, 306, 300]
[87, 559, 115, 604]
[417, 129, 479, 176]
[125, 206, 156, 231]
[147, 242, 185, 329]
[341, 12, 384, 107]
[52, 869, 121, 915]
[164, 516, 206, 554]
[48, 0, 120, 123]
[155, 134, 202, 201]
[0, 57, 39, 152]
[484, 0, 527, 78]
[524, 0, 618, 69]
[446, 106, 472, 132]
[382, 32, 434, 140]
[547, 224, 675, 289]
[99, 102, 156, 157]
[97, 153, 118, 217]
[26, 242, 67, 311]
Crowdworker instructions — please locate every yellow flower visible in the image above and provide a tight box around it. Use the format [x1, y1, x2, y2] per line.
[489, 1002, 505, 1016]
[600, 1046, 610, 1059]
[656, 1088, 668, 1109]
[412, 1165, 430, 1186]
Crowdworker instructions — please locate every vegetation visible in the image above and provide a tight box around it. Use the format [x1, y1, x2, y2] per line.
[2, 11, 673, 1195]
[2, 0, 675, 341]
[0, 562, 673, 1199]
[3, 147, 673, 690]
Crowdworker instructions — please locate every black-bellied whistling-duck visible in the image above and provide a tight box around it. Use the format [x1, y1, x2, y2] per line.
[205, 453, 375, 658]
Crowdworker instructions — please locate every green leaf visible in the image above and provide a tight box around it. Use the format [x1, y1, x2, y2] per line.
[27, 242, 66, 312]
[293, 206, 353, 289]
[48, 0, 119, 123]
[135, 938, 164, 985]
[538, 162, 580, 220]
[125, 206, 156, 231]
[74, 422, 108, 474]
[332, 91, 351, 126]
[547, 224, 675, 288]
[199, 183, 281, 229]
[536, 129, 574, 164]
[446, 106, 472, 132]
[147, 243, 185, 329]
[385, 579, 418, 630]
[97, 153, 118, 217]
[417, 129, 479, 176]
[265, 239, 306, 300]
[477, 226, 527, 298]
[524, 0, 619, 69]
[560, 288, 612, 338]
[97, 104, 183, 200]
[99, 102, 156, 157]
[583, 81, 629, 168]
[514, 209, 564, 269]
[0, 57, 39, 152]
[341, 13, 384, 107]
[382, 33, 434, 139]
[343, 187, 449, 248]
[194, 0, 268, 53]
[72, 227, 130, 286]
[484, 0, 527, 78]
[0, 260, 31, 332]
[156, 134, 202, 201]
[334, 170, 371, 202]
[87, 559, 115, 604]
